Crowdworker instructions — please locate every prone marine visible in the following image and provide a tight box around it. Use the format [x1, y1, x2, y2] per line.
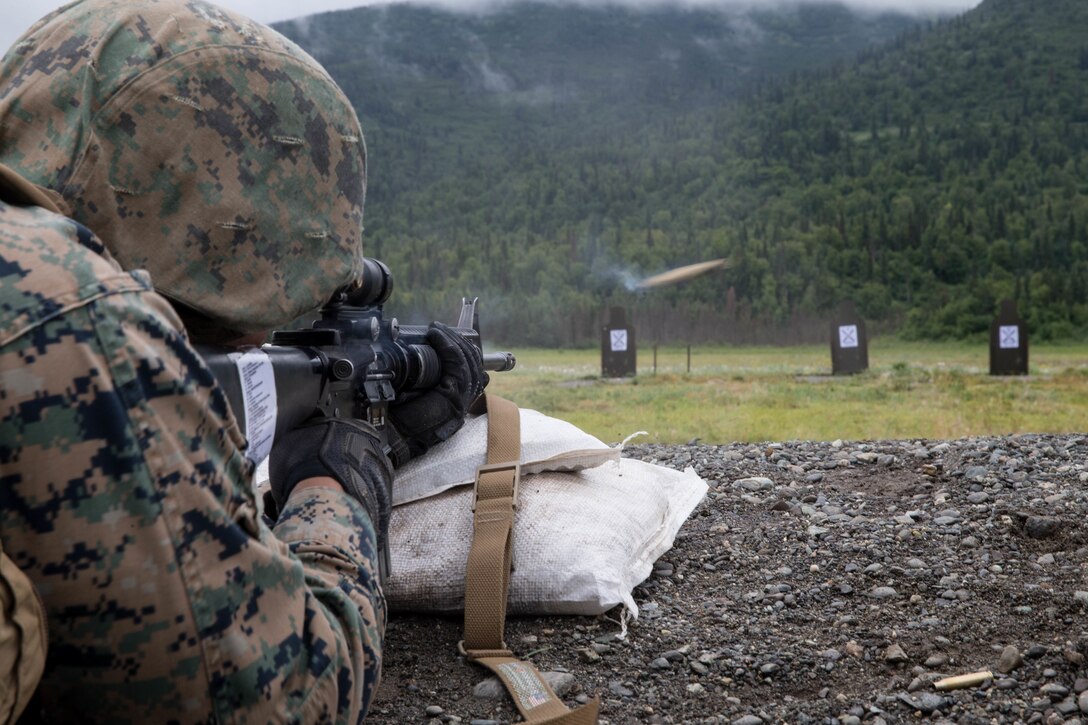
[0, 0, 487, 721]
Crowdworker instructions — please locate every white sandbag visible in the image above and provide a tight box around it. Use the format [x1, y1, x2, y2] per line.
[385, 458, 707, 616]
[392, 408, 619, 506]
[252, 408, 619, 507]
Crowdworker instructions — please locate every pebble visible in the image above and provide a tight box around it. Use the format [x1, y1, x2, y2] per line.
[578, 648, 601, 663]
[897, 692, 946, 713]
[1025, 516, 1062, 539]
[924, 653, 948, 668]
[732, 717, 763, 725]
[425, 706, 444, 716]
[609, 681, 634, 698]
[1042, 683, 1070, 699]
[734, 477, 774, 491]
[870, 587, 898, 599]
[1080, 691, 1088, 713]
[884, 644, 909, 664]
[998, 645, 1023, 673]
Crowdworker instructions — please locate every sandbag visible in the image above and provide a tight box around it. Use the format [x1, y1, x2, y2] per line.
[385, 458, 707, 616]
[392, 408, 619, 505]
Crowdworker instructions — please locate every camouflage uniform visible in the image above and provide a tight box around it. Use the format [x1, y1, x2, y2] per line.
[0, 1, 382, 721]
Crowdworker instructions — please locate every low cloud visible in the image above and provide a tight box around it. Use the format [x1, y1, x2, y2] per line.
[345, 0, 982, 17]
[5, 0, 982, 65]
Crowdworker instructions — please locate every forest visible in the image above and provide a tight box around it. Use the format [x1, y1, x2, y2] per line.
[277, 0, 1088, 346]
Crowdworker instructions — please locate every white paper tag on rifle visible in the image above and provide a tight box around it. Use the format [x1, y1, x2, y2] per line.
[230, 349, 277, 466]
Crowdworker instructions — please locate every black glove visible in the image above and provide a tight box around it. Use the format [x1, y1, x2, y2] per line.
[386, 321, 489, 467]
[268, 418, 394, 562]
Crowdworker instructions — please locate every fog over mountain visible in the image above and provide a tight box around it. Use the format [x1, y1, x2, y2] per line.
[3, 0, 982, 60]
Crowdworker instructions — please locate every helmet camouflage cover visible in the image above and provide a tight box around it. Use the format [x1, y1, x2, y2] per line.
[0, 0, 366, 334]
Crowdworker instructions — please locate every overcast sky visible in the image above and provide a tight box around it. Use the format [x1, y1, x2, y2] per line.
[3, 0, 983, 60]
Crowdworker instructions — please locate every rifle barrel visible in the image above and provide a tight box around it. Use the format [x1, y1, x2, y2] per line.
[483, 352, 516, 372]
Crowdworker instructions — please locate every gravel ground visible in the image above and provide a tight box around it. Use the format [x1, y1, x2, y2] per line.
[369, 434, 1088, 724]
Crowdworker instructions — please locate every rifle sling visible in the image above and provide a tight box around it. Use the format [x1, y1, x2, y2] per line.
[461, 392, 599, 724]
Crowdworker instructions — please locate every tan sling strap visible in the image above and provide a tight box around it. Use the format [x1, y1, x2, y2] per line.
[0, 163, 66, 215]
[0, 546, 47, 725]
[460, 392, 599, 724]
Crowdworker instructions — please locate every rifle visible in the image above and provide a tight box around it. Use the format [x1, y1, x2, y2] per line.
[197, 258, 515, 570]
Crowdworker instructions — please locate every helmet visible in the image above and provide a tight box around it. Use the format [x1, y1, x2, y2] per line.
[0, 0, 366, 336]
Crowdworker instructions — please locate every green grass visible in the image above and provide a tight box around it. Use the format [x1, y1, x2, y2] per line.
[483, 339, 1088, 444]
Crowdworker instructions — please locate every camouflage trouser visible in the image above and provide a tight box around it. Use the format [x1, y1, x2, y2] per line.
[0, 199, 384, 723]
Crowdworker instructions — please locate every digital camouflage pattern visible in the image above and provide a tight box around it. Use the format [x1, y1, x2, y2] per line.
[0, 162, 382, 723]
[0, 0, 367, 335]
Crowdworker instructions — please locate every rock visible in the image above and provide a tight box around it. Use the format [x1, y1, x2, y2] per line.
[734, 477, 774, 492]
[578, 648, 601, 663]
[1025, 644, 1048, 659]
[845, 641, 864, 658]
[608, 681, 634, 698]
[732, 717, 763, 725]
[425, 706, 445, 716]
[884, 644, 909, 665]
[1042, 683, 1070, 699]
[649, 657, 671, 669]
[965, 466, 988, 480]
[1075, 591, 1088, 606]
[998, 645, 1023, 673]
[1024, 516, 1061, 539]
[924, 653, 949, 668]
[897, 692, 946, 714]
[870, 587, 899, 600]
[1079, 690, 1088, 714]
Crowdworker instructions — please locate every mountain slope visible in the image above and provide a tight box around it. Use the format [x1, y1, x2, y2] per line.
[273, 1, 1088, 346]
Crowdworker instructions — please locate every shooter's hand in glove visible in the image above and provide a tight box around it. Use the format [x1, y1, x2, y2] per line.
[268, 418, 394, 564]
[386, 321, 490, 467]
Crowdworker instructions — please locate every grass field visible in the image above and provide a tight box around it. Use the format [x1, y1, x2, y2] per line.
[482, 339, 1088, 444]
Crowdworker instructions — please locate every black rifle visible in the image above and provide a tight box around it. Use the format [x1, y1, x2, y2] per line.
[197, 258, 515, 572]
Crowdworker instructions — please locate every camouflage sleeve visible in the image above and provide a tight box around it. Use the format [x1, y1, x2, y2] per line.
[0, 204, 382, 724]
[274, 488, 387, 719]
